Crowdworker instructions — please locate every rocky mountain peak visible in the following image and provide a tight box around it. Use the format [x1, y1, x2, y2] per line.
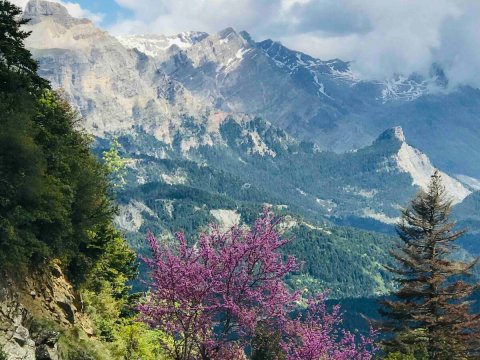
[176, 27, 254, 70]
[23, 0, 90, 27]
[218, 27, 237, 39]
[376, 126, 406, 143]
[213, 27, 252, 49]
[238, 31, 254, 45]
[368, 126, 470, 203]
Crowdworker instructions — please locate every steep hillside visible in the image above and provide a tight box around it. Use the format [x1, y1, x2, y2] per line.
[110, 118, 469, 230]
[0, 262, 94, 360]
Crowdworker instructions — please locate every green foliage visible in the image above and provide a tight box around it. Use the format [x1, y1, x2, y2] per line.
[0, 6, 149, 358]
[1, 2, 119, 279]
[0, 0, 47, 101]
[80, 228, 171, 359]
[0, 1, 51, 267]
[251, 324, 285, 360]
[383, 353, 420, 360]
[83, 227, 137, 297]
[283, 224, 395, 298]
[380, 173, 479, 359]
[0, 347, 6, 360]
[0, 88, 117, 283]
[381, 330, 429, 360]
[83, 283, 171, 359]
[83, 282, 123, 341]
[103, 137, 127, 189]
[111, 320, 170, 360]
[58, 334, 107, 360]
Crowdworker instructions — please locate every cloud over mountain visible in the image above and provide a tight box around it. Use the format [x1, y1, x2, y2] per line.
[108, 0, 480, 89]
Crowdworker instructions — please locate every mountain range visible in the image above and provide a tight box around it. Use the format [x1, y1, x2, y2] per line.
[21, 0, 480, 298]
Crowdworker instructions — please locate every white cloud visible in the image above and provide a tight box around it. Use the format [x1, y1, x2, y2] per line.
[11, 0, 104, 24]
[284, 0, 461, 82]
[107, 0, 480, 88]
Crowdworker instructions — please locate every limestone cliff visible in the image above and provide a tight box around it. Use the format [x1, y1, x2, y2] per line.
[0, 261, 93, 360]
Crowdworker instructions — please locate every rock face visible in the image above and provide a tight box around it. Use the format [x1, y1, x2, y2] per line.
[374, 127, 471, 204]
[0, 287, 36, 359]
[0, 262, 93, 359]
[22, 0, 237, 151]
[24, 0, 89, 27]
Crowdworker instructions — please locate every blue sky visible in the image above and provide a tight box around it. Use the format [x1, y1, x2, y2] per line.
[12, 0, 480, 89]
[64, 0, 119, 15]
[73, 0, 129, 25]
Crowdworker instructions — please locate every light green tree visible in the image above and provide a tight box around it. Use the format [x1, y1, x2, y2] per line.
[103, 137, 127, 189]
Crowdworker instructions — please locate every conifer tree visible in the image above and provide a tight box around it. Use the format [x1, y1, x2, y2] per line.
[380, 171, 480, 359]
[0, 0, 47, 99]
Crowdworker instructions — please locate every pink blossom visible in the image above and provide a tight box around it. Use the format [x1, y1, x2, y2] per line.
[282, 295, 378, 360]
[138, 210, 376, 360]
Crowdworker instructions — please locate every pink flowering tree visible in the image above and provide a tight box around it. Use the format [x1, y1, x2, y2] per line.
[282, 295, 377, 360]
[138, 210, 377, 360]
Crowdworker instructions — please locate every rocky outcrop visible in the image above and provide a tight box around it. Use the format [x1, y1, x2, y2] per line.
[0, 262, 93, 359]
[0, 284, 39, 360]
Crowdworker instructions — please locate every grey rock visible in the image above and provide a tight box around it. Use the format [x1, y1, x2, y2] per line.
[55, 300, 75, 324]
[32, 330, 59, 346]
[24, 0, 90, 27]
[12, 326, 30, 346]
[35, 344, 58, 360]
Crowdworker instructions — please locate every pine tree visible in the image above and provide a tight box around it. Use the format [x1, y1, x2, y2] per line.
[380, 171, 480, 359]
[0, 0, 48, 105]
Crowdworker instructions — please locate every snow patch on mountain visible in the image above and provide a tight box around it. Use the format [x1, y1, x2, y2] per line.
[379, 76, 429, 103]
[223, 47, 252, 73]
[259, 39, 359, 98]
[117, 32, 208, 58]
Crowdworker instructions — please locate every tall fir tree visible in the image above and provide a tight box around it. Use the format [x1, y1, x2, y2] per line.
[0, 0, 48, 102]
[380, 171, 480, 359]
